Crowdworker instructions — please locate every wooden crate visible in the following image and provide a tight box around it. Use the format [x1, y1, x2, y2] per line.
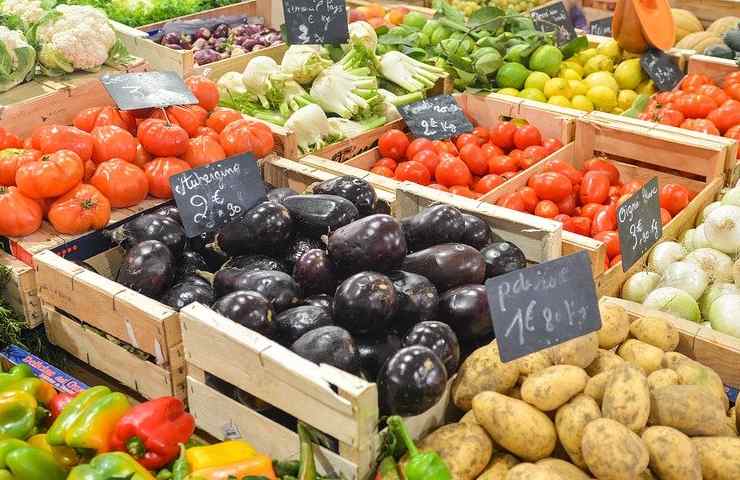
[669, 0, 740, 27]
[347, 0, 436, 16]
[687, 54, 739, 86]
[0, 252, 40, 328]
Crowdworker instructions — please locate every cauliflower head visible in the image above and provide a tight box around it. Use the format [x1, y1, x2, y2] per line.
[35, 5, 117, 73]
[0, 26, 36, 92]
[0, 0, 49, 28]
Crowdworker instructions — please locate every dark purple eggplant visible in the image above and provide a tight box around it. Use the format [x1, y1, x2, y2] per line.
[160, 282, 214, 311]
[402, 205, 465, 251]
[175, 251, 208, 280]
[117, 240, 175, 298]
[275, 305, 333, 345]
[195, 27, 211, 40]
[304, 294, 333, 313]
[188, 231, 227, 272]
[373, 200, 392, 215]
[327, 214, 406, 275]
[178, 274, 212, 290]
[113, 214, 186, 256]
[460, 214, 493, 250]
[213, 291, 275, 337]
[333, 272, 397, 335]
[213, 268, 245, 299]
[377, 346, 447, 416]
[162, 32, 180, 45]
[153, 205, 181, 224]
[225, 270, 301, 312]
[313, 176, 377, 216]
[438, 284, 492, 341]
[387, 271, 438, 335]
[291, 326, 359, 374]
[216, 201, 292, 257]
[292, 249, 336, 296]
[194, 48, 221, 65]
[355, 333, 401, 381]
[213, 23, 229, 38]
[402, 244, 486, 292]
[480, 241, 526, 278]
[282, 195, 358, 238]
[223, 254, 289, 273]
[267, 187, 298, 204]
[282, 237, 324, 267]
[403, 321, 460, 376]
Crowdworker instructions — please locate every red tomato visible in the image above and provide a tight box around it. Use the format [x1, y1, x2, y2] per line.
[375, 157, 398, 170]
[481, 143, 505, 160]
[621, 180, 643, 195]
[490, 122, 517, 150]
[73, 106, 137, 134]
[488, 155, 517, 175]
[473, 174, 505, 194]
[406, 138, 434, 160]
[594, 230, 620, 259]
[580, 171, 611, 205]
[138, 119, 189, 157]
[654, 108, 685, 127]
[411, 150, 439, 175]
[543, 158, 583, 185]
[706, 100, 740, 134]
[660, 183, 690, 216]
[432, 140, 458, 155]
[185, 76, 220, 111]
[449, 185, 479, 199]
[680, 74, 712, 92]
[0, 128, 22, 150]
[501, 171, 518, 180]
[91, 126, 137, 164]
[378, 130, 409, 160]
[583, 157, 619, 185]
[556, 193, 577, 216]
[459, 144, 488, 176]
[0, 149, 41, 186]
[523, 145, 548, 163]
[31, 125, 94, 162]
[726, 125, 740, 159]
[518, 186, 538, 212]
[542, 138, 563, 155]
[472, 127, 490, 142]
[696, 85, 729, 108]
[183, 136, 226, 168]
[725, 82, 740, 102]
[435, 156, 472, 187]
[144, 157, 191, 199]
[511, 149, 537, 170]
[563, 216, 591, 236]
[724, 72, 740, 89]
[535, 200, 559, 218]
[591, 207, 616, 236]
[660, 208, 672, 225]
[675, 93, 717, 119]
[206, 109, 243, 133]
[581, 202, 603, 219]
[513, 124, 542, 150]
[219, 120, 274, 158]
[371, 166, 394, 177]
[497, 192, 526, 211]
[395, 160, 431, 185]
[528, 171, 572, 202]
[427, 184, 449, 192]
[455, 133, 482, 150]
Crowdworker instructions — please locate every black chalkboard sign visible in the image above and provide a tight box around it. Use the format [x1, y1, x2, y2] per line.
[398, 95, 474, 141]
[282, 0, 349, 45]
[485, 251, 602, 363]
[530, 2, 577, 45]
[169, 154, 266, 238]
[101, 71, 198, 111]
[640, 48, 686, 91]
[617, 177, 662, 271]
[589, 17, 613, 36]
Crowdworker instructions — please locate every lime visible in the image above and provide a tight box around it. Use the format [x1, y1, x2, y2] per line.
[525, 71, 550, 91]
[618, 89, 638, 110]
[596, 40, 622, 61]
[529, 45, 563, 77]
[587, 86, 618, 112]
[519, 88, 548, 102]
[585, 71, 619, 93]
[584, 54, 615, 75]
[497, 88, 520, 96]
[403, 11, 428, 29]
[543, 78, 573, 99]
[637, 79, 656, 95]
[496, 62, 530, 89]
[614, 58, 644, 90]
[571, 95, 594, 112]
[548, 96, 572, 108]
[569, 80, 589, 96]
[575, 48, 598, 66]
[559, 68, 582, 81]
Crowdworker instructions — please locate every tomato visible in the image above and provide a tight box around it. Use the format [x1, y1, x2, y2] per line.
[608, 255, 621, 268]
[73, 106, 137, 134]
[524, 145, 548, 163]
[726, 125, 740, 159]
[580, 202, 603, 219]
[16, 150, 84, 199]
[481, 143, 505, 160]
[374, 157, 398, 170]
[394, 161, 431, 185]
[660, 183, 690, 216]
[583, 157, 619, 185]
[435, 156, 472, 187]
[542, 138, 563, 155]
[31, 125, 94, 162]
[554, 214, 570, 223]
[206, 109, 244, 133]
[0, 128, 22, 150]
[378, 130, 410, 160]
[195, 126, 220, 142]
[556, 193, 577, 216]
[449, 185, 479, 199]
[427, 184, 449, 192]
[0, 149, 41, 186]
[137, 119, 189, 157]
[620, 180, 642, 196]
[219, 119, 274, 158]
[660, 208, 672, 225]
[535, 200, 559, 218]
[680, 74, 712, 92]
[432, 140, 458, 155]
[580, 170, 611, 205]
[150, 106, 202, 137]
[726, 82, 740, 102]
[543, 158, 582, 184]
[48, 184, 111, 235]
[528, 171, 572, 202]
[371, 166, 394, 177]
[486, 154, 516, 175]
[594, 230, 620, 259]
[706, 100, 740, 134]
[144, 158, 191, 199]
[459, 144, 488, 176]
[90, 125, 137, 164]
[591, 207, 616, 236]
[90, 159, 149, 208]
[497, 192, 526, 211]
[472, 127, 490, 142]
[185, 76, 220, 111]
[674, 93, 717, 119]
[513, 125, 542, 150]
[132, 141, 152, 169]
[519, 186, 538, 212]
[406, 138, 434, 160]
[654, 108, 684, 127]
[412, 150, 440, 175]
[490, 122, 517, 150]
[681, 117, 720, 136]
[563, 216, 591, 236]
[696, 84, 729, 107]
[473, 174, 504, 194]
[724, 72, 740, 89]
[0, 186, 43, 236]
[183, 136, 226, 168]
[455, 133, 482, 150]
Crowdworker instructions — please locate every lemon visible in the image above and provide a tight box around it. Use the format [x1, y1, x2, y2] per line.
[543, 78, 573, 99]
[637, 79, 656, 95]
[585, 71, 619, 93]
[571, 95, 594, 112]
[519, 88, 548, 102]
[612, 107, 625, 114]
[622, 50, 642, 60]
[562, 61, 584, 77]
[596, 40, 621, 61]
[587, 86, 618, 112]
[497, 88, 520, 96]
[618, 89, 638, 110]
[529, 45, 563, 77]
[559, 68, 582, 81]
[569, 80, 589, 96]
[613, 58, 644, 90]
[575, 48, 598, 66]
[584, 54, 615, 75]
[497, 62, 530, 89]
[548, 96, 572, 108]
[524, 71, 550, 91]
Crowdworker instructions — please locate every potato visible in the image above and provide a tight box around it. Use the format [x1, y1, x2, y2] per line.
[642, 426, 701, 480]
[584, 372, 609, 405]
[649, 385, 730, 436]
[674, 359, 729, 411]
[452, 342, 520, 411]
[581, 418, 649, 480]
[473, 391, 556, 461]
[517, 351, 552, 377]
[504, 463, 562, 480]
[508, 384, 522, 400]
[460, 410, 479, 425]
[617, 339, 664, 374]
[555, 394, 601, 468]
[476, 453, 519, 480]
[409, 423, 493, 480]
[692, 437, 740, 480]
[629, 316, 679, 352]
[585, 349, 625, 376]
[602, 364, 651, 432]
[731, 407, 738, 435]
[547, 333, 599, 368]
[661, 351, 691, 370]
[638, 470, 656, 480]
[521, 365, 588, 411]
[598, 303, 630, 349]
[536, 458, 592, 480]
[647, 368, 679, 390]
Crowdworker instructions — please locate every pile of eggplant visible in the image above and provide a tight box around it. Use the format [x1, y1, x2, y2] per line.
[113, 176, 527, 417]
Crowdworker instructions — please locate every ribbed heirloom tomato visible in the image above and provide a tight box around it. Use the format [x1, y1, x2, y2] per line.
[90, 159, 149, 208]
[206, 109, 244, 133]
[16, 150, 84, 199]
[674, 93, 717, 119]
[0, 128, 22, 150]
[31, 125, 94, 162]
[91, 126, 137, 164]
[48, 184, 111, 235]
[183, 136, 226, 168]
[73, 106, 137, 134]
[185, 76, 220, 111]
[660, 184, 690, 216]
[680, 118, 719, 135]
[528, 172, 572, 202]
[150, 106, 203, 137]
[144, 157, 191, 199]
[0, 187, 43, 236]
[138, 119, 189, 157]
[0, 149, 42, 186]
[706, 100, 740, 134]
[219, 120, 274, 158]
[133, 141, 152, 169]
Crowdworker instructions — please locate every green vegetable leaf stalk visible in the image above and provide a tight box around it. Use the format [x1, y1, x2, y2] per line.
[387, 416, 451, 480]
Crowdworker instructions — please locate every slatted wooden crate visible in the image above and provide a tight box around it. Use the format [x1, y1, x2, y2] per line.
[668, 0, 740, 27]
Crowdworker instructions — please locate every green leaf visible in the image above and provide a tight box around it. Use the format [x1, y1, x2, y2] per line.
[433, 0, 466, 27]
[453, 67, 477, 87]
[379, 26, 418, 46]
[401, 46, 428, 61]
[468, 6, 505, 30]
[0, 14, 25, 31]
[560, 35, 589, 60]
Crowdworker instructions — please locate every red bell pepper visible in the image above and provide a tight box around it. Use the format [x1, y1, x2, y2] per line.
[49, 392, 77, 421]
[110, 397, 195, 470]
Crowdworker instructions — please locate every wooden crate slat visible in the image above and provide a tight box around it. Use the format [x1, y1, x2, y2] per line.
[668, 0, 740, 27]
[0, 252, 42, 328]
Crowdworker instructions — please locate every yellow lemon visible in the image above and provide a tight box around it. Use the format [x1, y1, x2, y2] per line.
[618, 89, 638, 110]
[584, 54, 615, 75]
[543, 78, 573, 99]
[559, 68, 582, 81]
[524, 71, 550, 92]
[548, 96, 572, 108]
[571, 95, 594, 112]
[519, 88, 548, 102]
[585, 71, 620, 93]
[497, 88, 520, 96]
[562, 61, 584, 77]
[575, 48, 598, 66]
[596, 39, 622, 61]
[569, 80, 589, 96]
[587, 86, 618, 112]
[637, 79, 656, 95]
[613, 58, 644, 90]
[612, 107, 625, 114]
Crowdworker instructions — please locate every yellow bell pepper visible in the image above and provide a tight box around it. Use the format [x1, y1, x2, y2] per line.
[28, 434, 79, 468]
[186, 440, 256, 470]
[189, 453, 276, 480]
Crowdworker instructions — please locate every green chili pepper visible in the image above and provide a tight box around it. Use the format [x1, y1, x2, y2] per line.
[387, 416, 451, 480]
[171, 444, 189, 480]
[297, 423, 316, 480]
[273, 459, 300, 477]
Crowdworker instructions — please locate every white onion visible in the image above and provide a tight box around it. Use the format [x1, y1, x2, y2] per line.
[692, 225, 711, 250]
[708, 294, 740, 338]
[685, 248, 734, 283]
[699, 282, 739, 318]
[698, 201, 721, 225]
[702, 321, 712, 328]
[643, 287, 701, 322]
[721, 187, 740, 207]
[659, 261, 709, 300]
[621, 271, 660, 303]
[680, 229, 697, 252]
[704, 205, 740, 255]
[734, 258, 740, 287]
[647, 241, 685, 275]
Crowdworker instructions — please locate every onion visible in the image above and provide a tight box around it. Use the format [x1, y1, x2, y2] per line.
[708, 294, 740, 338]
[699, 282, 739, 318]
[698, 201, 721, 225]
[647, 241, 685, 275]
[680, 229, 696, 252]
[621, 271, 660, 303]
[721, 187, 740, 207]
[704, 205, 740, 255]
[685, 248, 733, 283]
[692, 225, 711, 250]
[644, 287, 701, 322]
[658, 261, 709, 300]
[734, 258, 740, 286]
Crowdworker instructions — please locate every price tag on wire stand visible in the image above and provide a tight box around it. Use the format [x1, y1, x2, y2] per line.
[485, 251, 602, 363]
[589, 17, 613, 36]
[617, 177, 663, 271]
[530, 2, 577, 45]
[282, 0, 349, 45]
[169, 154, 266, 238]
[640, 48, 686, 91]
[101, 71, 198, 110]
[398, 95, 474, 141]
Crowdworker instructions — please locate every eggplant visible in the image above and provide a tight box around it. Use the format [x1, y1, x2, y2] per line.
[373, 200, 392, 215]
[387, 271, 438, 335]
[194, 49, 220, 65]
[113, 214, 186, 257]
[213, 291, 275, 337]
[160, 282, 214, 311]
[175, 251, 208, 280]
[282, 195, 358, 238]
[213, 268, 246, 299]
[162, 32, 180, 45]
[188, 232, 227, 272]
[438, 284, 492, 341]
[223, 270, 301, 312]
[304, 294, 333, 313]
[117, 240, 175, 298]
[223, 254, 289, 273]
[292, 249, 337, 296]
[313, 176, 377, 216]
[355, 333, 402, 381]
[152, 205, 182, 224]
[216, 201, 292, 257]
[402, 205, 465, 251]
[327, 214, 406, 275]
[291, 326, 360, 374]
[460, 214, 493, 250]
[480, 241, 527, 278]
[403, 321, 460, 376]
[402, 244, 486, 292]
[267, 187, 298, 204]
[178, 274, 212, 289]
[274, 305, 333, 345]
[377, 346, 447, 416]
[282, 237, 324, 268]
[333, 272, 397, 335]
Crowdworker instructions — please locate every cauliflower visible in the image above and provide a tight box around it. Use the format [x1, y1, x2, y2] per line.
[0, 26, 36, 92]
[0, 0, 48, 28]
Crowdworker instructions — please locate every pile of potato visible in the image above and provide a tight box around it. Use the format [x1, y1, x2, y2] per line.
[408, 302, 740, 480]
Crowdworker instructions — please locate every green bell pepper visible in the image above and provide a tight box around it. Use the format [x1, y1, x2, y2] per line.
[0, 367, 32, 392]
[0, 438, 66, 480]
[0, 391, 37, 440]
[387, 416, 451, 480]
[68, 453, 156, 480]
[46, 386, 109, 447]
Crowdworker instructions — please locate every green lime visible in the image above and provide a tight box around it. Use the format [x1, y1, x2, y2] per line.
[403, 12, 427, 30]
[496, 62, 530, 90]
[529, 45, 563, 77]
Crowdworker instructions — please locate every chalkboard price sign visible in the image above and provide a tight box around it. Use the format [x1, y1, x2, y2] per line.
[485, 251, 602, 363]
[640, 48, 686, 91]
[589, 17, 613, 36]
[282, 0, 349, 45]
[101, 71, 199, 111]
[398, 95, 474, 141]
[617, 177, 663, 271]
[530, 2, 577, 45]
[169, 154, 266, 238]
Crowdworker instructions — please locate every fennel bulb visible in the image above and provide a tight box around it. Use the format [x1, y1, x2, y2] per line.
[286, 104, 342, 154]
[348, 21, 378, 53]
[310, 64, 380, 120]
[280, 45, 332, 85]
[243, 56, 290, 109]
[378, 51, 447, 93]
